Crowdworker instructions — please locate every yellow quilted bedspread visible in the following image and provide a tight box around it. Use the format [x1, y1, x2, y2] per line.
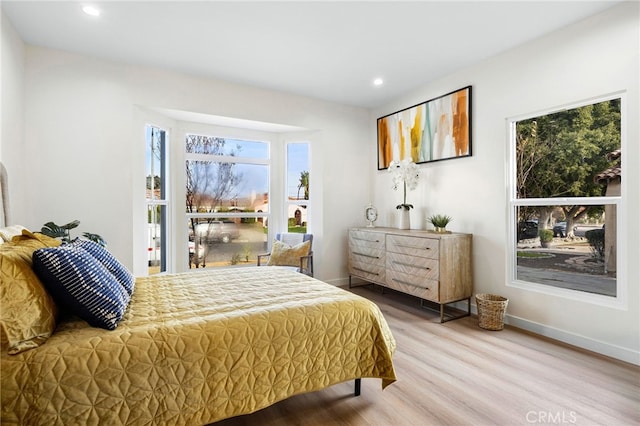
[1, 267, 396, 425]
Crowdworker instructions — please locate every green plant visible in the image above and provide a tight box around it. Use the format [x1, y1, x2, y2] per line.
[517, 251, 554, 259]
[538, 229, 554, 243]
[428, 214, 452, 228]
[230, 252, 242, 265]
[585, 228, 605, 259]
[41, 220, 106, 247]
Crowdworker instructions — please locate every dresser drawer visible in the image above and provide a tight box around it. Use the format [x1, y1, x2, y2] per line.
[386, 234, 439, 259]
[349, 256, 386, 284]
[386, 269, 439, 301]
[386, 252, 439, 281]
[349, 230, 385, 249]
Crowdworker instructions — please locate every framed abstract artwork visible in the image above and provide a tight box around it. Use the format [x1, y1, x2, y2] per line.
[377, 85, 472, 170]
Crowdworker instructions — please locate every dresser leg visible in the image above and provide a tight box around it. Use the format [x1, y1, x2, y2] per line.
[439, 297, 472, 323]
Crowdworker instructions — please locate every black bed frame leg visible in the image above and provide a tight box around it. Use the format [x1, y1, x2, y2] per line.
[354, 378, 361, 396]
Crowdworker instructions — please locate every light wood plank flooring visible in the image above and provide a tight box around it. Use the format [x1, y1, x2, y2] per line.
[215, 285, 639, 426]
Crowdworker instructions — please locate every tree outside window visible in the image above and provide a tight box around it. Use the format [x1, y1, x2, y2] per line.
[512, 97, 621, 298]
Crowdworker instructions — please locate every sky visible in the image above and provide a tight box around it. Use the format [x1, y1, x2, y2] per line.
[145, 127, 310, 202]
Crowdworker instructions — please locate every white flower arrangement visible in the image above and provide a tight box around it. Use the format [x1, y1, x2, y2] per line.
[389, 159, 420, 211]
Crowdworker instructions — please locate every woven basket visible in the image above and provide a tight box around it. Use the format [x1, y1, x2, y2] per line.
[476, 294, 508, 331]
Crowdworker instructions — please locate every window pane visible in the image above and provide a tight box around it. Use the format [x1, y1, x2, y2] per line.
[146, 126, 166, 201]
[186, 160, 269, 213]
[287, 143, 309, 200]
[186, 135, 268, 159]
[147, 204, 166, 275]
[187, 217, 267, 269]
[515, 99, 620, 199]
[515, 204, 616, 297]
[146, 124, 167, 275]
[287, 204, 308, 231]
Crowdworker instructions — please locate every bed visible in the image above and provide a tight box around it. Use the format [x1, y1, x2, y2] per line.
[1, 252, 397, 425]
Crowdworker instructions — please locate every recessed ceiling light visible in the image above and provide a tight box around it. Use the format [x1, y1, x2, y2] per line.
[82, 6, 101, 17]
[373, 78, 384, 87]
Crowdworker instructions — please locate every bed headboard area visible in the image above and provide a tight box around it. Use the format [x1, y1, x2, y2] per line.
[0, 162, 10, 228]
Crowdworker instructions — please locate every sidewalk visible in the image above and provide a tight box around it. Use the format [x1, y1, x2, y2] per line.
[516, 266, 616, 296]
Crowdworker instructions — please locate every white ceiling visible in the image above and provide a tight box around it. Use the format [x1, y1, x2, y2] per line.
[2, 1, 621, 109]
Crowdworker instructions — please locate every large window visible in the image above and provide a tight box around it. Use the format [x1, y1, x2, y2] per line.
[145, 125, 168, 275]
[509, 96, 622, 300]
[286, 142, 310, 232]
[185, 134, 270, 268]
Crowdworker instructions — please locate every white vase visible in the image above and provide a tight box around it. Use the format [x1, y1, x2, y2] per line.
[397, 209, 410, 230]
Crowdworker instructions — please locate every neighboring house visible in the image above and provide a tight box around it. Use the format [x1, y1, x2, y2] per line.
[595, 149, 621, 273]
[252, 199, 308, 227]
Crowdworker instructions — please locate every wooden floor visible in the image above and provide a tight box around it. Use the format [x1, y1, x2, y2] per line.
[215, 285, 639, 426]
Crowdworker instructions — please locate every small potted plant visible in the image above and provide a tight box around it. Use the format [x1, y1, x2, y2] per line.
[428, 214, 452, 233]
[539, 229, 554, 248]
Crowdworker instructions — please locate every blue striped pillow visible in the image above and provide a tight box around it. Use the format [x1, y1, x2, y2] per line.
[71, 240, 135, 295]
[32, 245, 131, 330]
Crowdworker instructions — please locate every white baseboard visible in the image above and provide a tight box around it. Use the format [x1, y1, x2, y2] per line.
[503, 313, 640, 366]
[329, 277, 640, 366]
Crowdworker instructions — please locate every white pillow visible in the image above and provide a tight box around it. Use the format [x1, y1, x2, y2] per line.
[0, 225, 27, 242]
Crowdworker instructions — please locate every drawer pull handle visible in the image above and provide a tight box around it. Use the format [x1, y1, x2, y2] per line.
[392, 278, 428, 290]
[395, 243, 431, 250]
[393, 261, 430, 270]
[353, 267, 379, 275]
[353, 252, 380, 259]
[353, 237, 381, 243]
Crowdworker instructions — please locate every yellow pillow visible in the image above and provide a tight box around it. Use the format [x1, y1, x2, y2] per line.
[0, 231, 61, 354]
[266, 239, 311, 268]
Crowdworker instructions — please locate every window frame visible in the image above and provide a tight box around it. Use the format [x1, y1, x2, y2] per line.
[184, 133, 271, 222]
[506, 92, 627, 309]
[145, 124, 170, 275]
[182, 130, 274, 269]
[285, 141, 311, 231]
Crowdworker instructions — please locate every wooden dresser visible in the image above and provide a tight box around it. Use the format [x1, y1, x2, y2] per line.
[348, 227, 473, 322]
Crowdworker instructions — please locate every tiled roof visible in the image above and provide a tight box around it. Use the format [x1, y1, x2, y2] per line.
[595, 149, 621, 183]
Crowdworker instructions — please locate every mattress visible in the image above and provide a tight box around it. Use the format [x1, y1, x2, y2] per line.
[1, 266, 396, 425]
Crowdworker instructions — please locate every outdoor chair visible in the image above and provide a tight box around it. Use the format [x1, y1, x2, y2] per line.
[257, 233, 314, 276]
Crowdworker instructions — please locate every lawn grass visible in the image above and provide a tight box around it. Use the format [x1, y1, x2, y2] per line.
[517, 251, 554, 258]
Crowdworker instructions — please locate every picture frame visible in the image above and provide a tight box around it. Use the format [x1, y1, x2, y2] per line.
[377, 85, 472, 170]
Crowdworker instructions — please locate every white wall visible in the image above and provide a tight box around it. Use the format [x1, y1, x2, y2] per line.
[12, 46, 370, 282]
[1, 11, 25, 222]
[371, 2, 639, 364]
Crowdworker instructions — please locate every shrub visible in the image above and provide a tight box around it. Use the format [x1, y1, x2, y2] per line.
[538, 229, 554, 243]
[585, 228, 605, 259]
[230, 253, 242, 265]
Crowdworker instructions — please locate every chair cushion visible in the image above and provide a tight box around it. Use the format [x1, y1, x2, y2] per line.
[33, 245, 130, 330]
[71, 239, 135, 295]
[0, 230, 60, 354]
[266, 239, 311, 268]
